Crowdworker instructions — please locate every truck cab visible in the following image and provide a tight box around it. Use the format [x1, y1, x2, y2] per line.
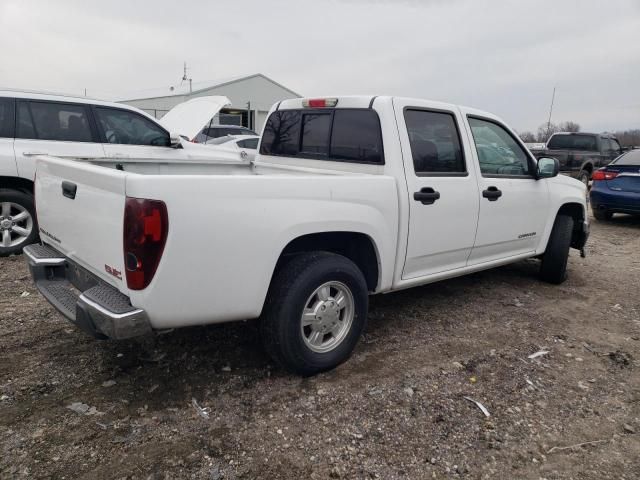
[24, 95, 589, 375]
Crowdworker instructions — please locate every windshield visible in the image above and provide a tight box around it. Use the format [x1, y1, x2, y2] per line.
[547, 134, 598, 151]
[613, 149, 640, 166]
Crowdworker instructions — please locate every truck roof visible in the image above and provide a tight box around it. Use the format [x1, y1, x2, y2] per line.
[277, 95, 499, 120]
[550, 132, 618, 139]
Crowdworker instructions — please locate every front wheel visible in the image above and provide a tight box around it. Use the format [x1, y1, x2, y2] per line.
[540, 215, 574, 284]
[260, 252, 368, 375]
[0, 189, 38, 257]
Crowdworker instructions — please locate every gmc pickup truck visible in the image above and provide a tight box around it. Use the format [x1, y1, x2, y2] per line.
[24, 96, 589, 375]
[533, 132, 624, 184]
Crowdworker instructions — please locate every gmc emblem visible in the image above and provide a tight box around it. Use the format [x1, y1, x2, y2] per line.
[105, 264, 122, 280]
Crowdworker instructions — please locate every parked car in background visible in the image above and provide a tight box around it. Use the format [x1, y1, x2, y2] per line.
[590, 149, 640, 220]
[0, 90, 243, 256]
[24, 95, 589, 375]
[194, 125, 258, 143]
[206, 135, 260, 161]
[532, 132, 624, 185]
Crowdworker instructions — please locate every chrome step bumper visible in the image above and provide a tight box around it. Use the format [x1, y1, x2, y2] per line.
[23, 244, 151, 339]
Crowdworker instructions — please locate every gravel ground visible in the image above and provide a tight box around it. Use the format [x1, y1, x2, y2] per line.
[1, 213, 639, 479]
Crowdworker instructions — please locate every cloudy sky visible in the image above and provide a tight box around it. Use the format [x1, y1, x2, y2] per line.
[1, 0, 638, 133]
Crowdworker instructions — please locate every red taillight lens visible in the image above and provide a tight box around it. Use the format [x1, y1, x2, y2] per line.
[123, 197, 168, 290]
[592, 169, 618, 181]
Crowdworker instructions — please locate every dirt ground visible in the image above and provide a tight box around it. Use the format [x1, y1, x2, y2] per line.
[1, 213, 639, 480]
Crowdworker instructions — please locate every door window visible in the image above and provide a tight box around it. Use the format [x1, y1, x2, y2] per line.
[0, 98, 15, 138]
[16, 101, 93, 142]
[95, 107, 170, 146]
[609, 138, 621, 153]
[404, 110, 466, 175]
[468, 117, 531, 177]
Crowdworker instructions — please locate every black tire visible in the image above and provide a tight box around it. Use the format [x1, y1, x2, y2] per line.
[593, 209, 613, 221]
[540, 215, 574, 284]
[577, 170, 590, 187]
[0, 189, 38, 257]
[260, 252, 368, 375]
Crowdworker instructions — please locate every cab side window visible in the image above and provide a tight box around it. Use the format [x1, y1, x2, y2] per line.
[404, 109, 466, 175]
[468, 117, 531, 177]
[16, 101, 93, 142]
[95, 107, 170, 147]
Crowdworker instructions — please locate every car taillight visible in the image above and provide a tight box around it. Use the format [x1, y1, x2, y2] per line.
[592, 169, 618, 181]
[123, 197, 168, 290]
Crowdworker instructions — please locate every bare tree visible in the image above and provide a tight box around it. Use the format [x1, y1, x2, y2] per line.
[614, 129, 640, 147]
[558, 121, 580, 133]
[518, 131, 537, 143]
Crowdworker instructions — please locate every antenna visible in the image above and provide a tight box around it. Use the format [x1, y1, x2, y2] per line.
[546, 86, 556, 139]
[180, 61, 193, 93]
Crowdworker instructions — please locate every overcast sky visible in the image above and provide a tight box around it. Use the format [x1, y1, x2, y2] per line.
[1, 0, 638, 133]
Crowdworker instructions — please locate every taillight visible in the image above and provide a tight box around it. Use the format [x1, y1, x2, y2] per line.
[302, 98, 338, 108]
[123, 197, 168, 290]
[592, 169, 618, 181]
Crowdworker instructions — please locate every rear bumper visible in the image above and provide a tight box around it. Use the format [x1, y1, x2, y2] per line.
[590, 188, 640, 215]
[23, 244, 151, 339]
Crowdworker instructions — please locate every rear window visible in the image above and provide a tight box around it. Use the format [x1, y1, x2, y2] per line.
[260, 109, 384, 164]
[0, 98, 14, 138]
[613, 150, 640, 166]
[202, 126, 257, 139]
[547, 134, 598, 151]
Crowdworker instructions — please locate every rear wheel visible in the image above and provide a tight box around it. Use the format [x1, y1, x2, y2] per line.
[260, 252, 368, 375]
[540, 215, 574, 284]
[0, 189, 38, 257]
[593, 209, 613, 221]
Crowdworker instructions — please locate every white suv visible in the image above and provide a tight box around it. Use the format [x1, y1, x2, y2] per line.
[0, 90, 235, 256]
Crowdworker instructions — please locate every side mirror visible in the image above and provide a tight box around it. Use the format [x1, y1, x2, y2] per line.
[169, 132, 183, 148]
[537, 157, 559, 179]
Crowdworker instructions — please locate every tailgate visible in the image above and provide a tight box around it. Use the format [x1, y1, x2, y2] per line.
[35, 156, 128, 290]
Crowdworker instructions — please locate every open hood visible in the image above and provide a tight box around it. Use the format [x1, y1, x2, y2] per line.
[159, 96, 231, 140]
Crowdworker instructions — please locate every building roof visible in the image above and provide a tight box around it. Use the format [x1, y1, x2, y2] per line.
[119, 73, 301, 102]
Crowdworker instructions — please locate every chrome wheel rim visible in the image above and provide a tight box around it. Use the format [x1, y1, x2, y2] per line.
[0, 202, 33, 249]
[301, 281, 354, 353]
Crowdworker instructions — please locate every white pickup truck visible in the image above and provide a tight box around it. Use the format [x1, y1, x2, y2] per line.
[24, 95, 589, 375]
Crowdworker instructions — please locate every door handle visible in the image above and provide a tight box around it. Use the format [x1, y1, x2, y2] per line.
[482, 186, 502, 201]
[413, 187, 440, 205]
[61, 181, 77, 200]
[23, 151, 48, 157]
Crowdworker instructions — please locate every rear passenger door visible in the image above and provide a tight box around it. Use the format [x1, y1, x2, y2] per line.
[0, 98, 17, 177]
[464, 115, 549, 264]
[13, 100, 104, 180]
[393, 99, 480, 279]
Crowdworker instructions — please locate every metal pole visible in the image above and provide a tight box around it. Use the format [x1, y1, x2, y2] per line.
[546, 86, 556, 139]
[246, 101, 251, 129]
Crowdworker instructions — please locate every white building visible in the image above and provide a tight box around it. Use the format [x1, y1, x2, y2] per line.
[119, 73, 301, 132]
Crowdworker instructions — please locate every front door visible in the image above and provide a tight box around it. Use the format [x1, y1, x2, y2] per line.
[394, 99, 480, 279]
[463, 114, 549, 265]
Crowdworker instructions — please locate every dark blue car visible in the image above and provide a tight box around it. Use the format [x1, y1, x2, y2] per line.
[590, 149, 640, 221]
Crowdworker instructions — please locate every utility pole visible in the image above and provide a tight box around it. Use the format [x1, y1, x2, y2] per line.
[546, 86, 556, 140]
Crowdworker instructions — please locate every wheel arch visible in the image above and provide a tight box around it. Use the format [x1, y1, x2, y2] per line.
[0, 176, 34, 195]
[273, 231, 382, 293]
[556, 202, 587, 250]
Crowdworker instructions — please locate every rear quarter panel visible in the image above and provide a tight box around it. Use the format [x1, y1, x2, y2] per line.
[125, 173, 399, 329]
